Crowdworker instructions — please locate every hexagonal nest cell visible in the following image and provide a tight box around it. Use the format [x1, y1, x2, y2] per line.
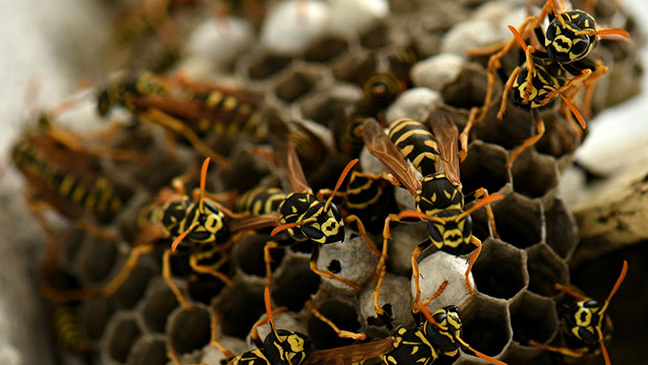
[20, 0, 644, 365]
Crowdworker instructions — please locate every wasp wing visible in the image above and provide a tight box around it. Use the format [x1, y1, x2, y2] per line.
[427, 108, 461, 186]
[229, 213, 282, 233]
[362, 118, 421, 197]
[302, 337, 395, 365]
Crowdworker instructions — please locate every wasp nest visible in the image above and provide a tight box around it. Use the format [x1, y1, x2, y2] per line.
[14, 0, 643, 365]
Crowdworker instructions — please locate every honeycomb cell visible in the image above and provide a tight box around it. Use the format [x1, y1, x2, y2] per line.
[214, 284, 265, 339]
[304, 36, 350, 62]
[387, 220, 428, 276]
[82, 298, 114, 340]
[219, 146, 272, 193]
[509, 291, 558, 346]
[78, 237, 118, 284]
[274, 67, 321, 102]
[141, 281, 179, 333]
[511, 151, 559, 198]
[113, 264, 155, 309]
[526, 244, 569, 297]
[461, 294, 511, 358]
[299, 85, 361, 126]
[307, 299, 362, 349]
[414, 251, 473, 311]
[168, 305, 211, 355]
[460, 140, 510, 197]
[440, 63, 489, 109]
[272, 255, 321, 312]
[234, 233, 285, 278]
[359, 274, 414, 333]
[491, 193, 542, 250]
[472, 239, 526, 300]
[106, 316, 142, 363]
[534, 111, 578, 159]
[359, 22, 390, 49]
[127, 337, 167, 365]
[247, 53, 292, 79]
[543, 196, 578, 259]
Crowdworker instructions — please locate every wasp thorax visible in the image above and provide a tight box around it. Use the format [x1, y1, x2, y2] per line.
[423, 306, 463, 355]
[427, 210, 473, 253]
[417, 175, 463, 215]
[264, 330, 311, 365]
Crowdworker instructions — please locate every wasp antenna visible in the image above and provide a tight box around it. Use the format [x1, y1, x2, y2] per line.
[264, 287, 280, 340]
[324, 159, 359, 212]
[558, 94, 587, 129]
[459, 193, 504, 219]
[600, 260, 628, 314]
[199, 158, 211, 212]
[584, 28, 631, 39]
[270, 217, 317, 237]
[508, 25, 529, 50]
[455, 336, 508, 365]
[171, 222, 199, 251]
[597, 326, 612, 365]
[417, 301, 445, 330]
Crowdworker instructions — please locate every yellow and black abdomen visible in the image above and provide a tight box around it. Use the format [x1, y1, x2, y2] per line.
[236, 188, 286, 216]
[388, 118, 440, 177]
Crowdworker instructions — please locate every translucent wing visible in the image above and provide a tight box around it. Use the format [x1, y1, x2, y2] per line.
[427, 108, 461, 186]
[302, 337, 395, 365]
[362, 118, 421, 197]
[228, 213, 282, 233]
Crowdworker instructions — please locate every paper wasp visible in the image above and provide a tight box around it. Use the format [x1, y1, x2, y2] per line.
[185, 287, 392, 365]
[529, 260, 628, 365]
[57, 158, 249, 309]
[362, 110, 503, 316]
[382, 301, 506, 365]
[230, 130, 375, 291]
[466, 0, 630, 167]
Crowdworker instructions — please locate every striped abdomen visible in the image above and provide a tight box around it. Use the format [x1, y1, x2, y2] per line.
[235, 188, 286, 216]
[195, 89, 263, 137]
[388, 118, 440, 177]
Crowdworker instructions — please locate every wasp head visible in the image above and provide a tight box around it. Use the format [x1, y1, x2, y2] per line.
[186, 200, 230, 245]
[564, 299, 605, 345]
[264, 329, 311, 365]
[426, 209, 472, 253]
[545, 11, 596, 63]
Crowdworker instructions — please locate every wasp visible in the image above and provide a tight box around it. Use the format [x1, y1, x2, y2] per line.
[230, 134, 373, 290]
[465, 0, 630, 167]
[181, 287, 392, 365]
[530, 260, 628, 365]
[362, 110, 503, 316]
[67, 158, 249, 309]
[382, 301, 506, 365]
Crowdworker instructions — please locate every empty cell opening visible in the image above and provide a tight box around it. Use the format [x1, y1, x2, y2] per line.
[510, 292, 557, 345]
[81, 238, 118, 283]
[472, 241, 525, 300]
[142, 286, 178, 333]
[460, 141, 509, 197]
[360, 23, 389, 49]
[273, 256, 320, 312]
[128, 339, 167, 365]
[534, 112, 578, 158]
[169, 307, 211, 354]
[216, 285, 265, 339]
[113, 265, 154, 309]
[274, 71, 316, 102]
[304, 36, 350, 62]
[300, 95, 352, 127]
[511, 154, 558, 198]
[82, 298, 114, 340]
[492, 194, 542, 250]
[188, 271, 230, 305]
[220, 152, 271, 193]
[108, 318, 141, 363]
[307, 300, 361, 350]
[234, 234, 285, 278]
[462, 300, 510, 357]
[441, 64, 488, 109]
[247, 54, 292, 79]
[527, 245, 568, 297]
[544, 199, 577, 259]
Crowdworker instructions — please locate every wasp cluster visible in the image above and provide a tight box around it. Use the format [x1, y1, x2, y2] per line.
[11, 0, 643, 365]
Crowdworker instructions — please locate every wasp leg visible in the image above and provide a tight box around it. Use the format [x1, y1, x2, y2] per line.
[139, 109, 231, 168]
[507, 110, 545, 168]
[263, 240, 280, 289]
[163, 248, 195, 310]
[100, 243, 156, 298]
[345, 214, 381, 256]
[540, 69, 593, 109]
[528, 340, 585, 358]
[46, 125, 147, 163]
[189, 252, 235, 287]
[75, 217, 118, 244]
[315, 188, 344, 202]
[373, 213, 398, 317]
[250, 305, 288, 348]
[465, 236, 482, 294]
[472, 188, 499, 238]
[410, 241, 428, 313]
[421, 281, 449, 307]
[310, 244, 363, 290]
[579, 62, 608, 119]
[209, 312, 235, 360]
[459, 107, 480, 162]
[497, 66, 521, 120]
[305, 301, 367, 340]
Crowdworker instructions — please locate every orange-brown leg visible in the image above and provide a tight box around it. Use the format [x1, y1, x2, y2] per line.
[46, 126, 147, 163]
[410, 243, 427, 313]
[162, 248, 195, 310]
[459, 107, 479, 162]
[345, 214, 381, 256]
[472, 188, 499, 238]
[507, 111, 545, 168]
[263, 240, 280, 289]
[373, 213, 398, 316]
[209, 313, 235, 360]
[497, 67, 521, 120]
[528, 340, 585, 358]
[305, 301, 367, 340]
[310, 244, 362, 290]
[465, 236, 482, 293]
[100, 244, 155, 298]
[74, 217, 118, 244]
[189, 252, 235, 287]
